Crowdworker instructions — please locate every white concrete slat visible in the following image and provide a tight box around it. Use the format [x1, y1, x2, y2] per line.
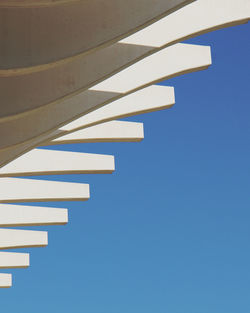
[0, 178, 90, 203]
[0, 273, 12, 288]
[0, 252, 29, 268]
[90, 43, 211, 93]
[0, 204, 68, 226]
[120, 0, 250, 47]
[47, 121, 144, 145]
[0, 149, 115, 177]
[60, 85, 174, 132]
[0, 228, 48, 249]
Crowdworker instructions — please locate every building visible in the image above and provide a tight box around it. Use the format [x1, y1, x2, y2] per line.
[0, 0, 249, 289]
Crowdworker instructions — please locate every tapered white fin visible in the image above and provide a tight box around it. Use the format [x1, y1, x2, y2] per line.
[60, 85, 174, 132]
[47, 121, 144, 145]
[0, 252, 29, 268]
[0, 150, 115, 177]
[0, 178, 90, 203]
[0, 273, 12, 288]
[0, 204, 68, 226]
[0, 228, 48, 249]
[121, 0, 250, 47]
[90, 43, 211, 93]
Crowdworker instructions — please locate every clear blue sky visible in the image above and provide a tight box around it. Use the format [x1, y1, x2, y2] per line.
[1, 22, 250, 313]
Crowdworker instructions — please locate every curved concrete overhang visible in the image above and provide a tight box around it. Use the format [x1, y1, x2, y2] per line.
[0, 0, 193, 69]
[0, 0, 249, 120]
[0, 85, 174, 167]
[0, 43, 211, 155]
[0, 0, 249, 288]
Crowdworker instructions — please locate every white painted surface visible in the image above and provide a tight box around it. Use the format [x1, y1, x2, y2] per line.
[120, 0, 250, 47]
[90, 43, 211, 93]
[0, 149, 115, 177]
[0, 204, 68, 226]
[0, 228, 48, 249]
[61, 85, 174, 131]
[0, 252, 29, 268]
[0, 273, 12, 288]
[0, 178, 90, 202]
[48, 121, 144, 145]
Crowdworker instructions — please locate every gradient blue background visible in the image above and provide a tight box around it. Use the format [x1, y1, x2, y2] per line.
[1, 22, 250, 313]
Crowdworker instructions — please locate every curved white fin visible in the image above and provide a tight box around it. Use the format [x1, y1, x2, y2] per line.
[0, 150, 115, 177]
[47, 121, 144, 145]
[0, 204, 68, 226]
[0, 252, 29, 269]
[0, 228, 48, 249]
[0, 273, 12, 288]
[0, 178, 90, 203]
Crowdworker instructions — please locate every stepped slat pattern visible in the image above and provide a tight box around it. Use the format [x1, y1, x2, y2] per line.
[0, 0, 249, 288]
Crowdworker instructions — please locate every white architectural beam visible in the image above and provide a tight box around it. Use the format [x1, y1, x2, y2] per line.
[60, 85, 174, 132]
[121, 0, 250, 47]
[0, 178, 90, 203]
[0, 252, 29, 269]
[0, 149, 115, 177]
[0, 229, 48, 249]
[46, 121, 144, 145]
[0, 204, 68, 226]
[90, 43, 211, 93]
[0, 273, 12, 288]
